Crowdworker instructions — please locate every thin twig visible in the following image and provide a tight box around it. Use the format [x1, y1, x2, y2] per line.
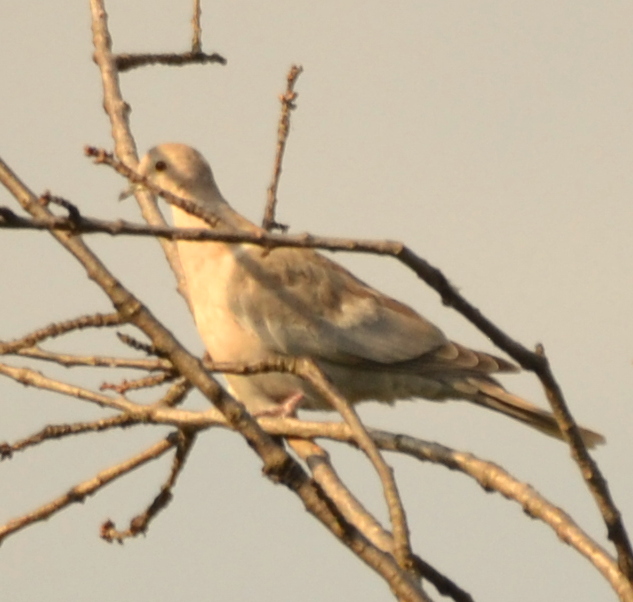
[0, 378, 190, 461]
[14, 346, 170, 371]
[117, 331, 167, 357]
[115, 51, 226, 72]
[40, 191, 82, 221]
[155, 377, 192, 408]
[0, 312, 123, 355]
[534, 344, 633, 580]
[0, 361, 136, 413]
[0, 436, 176, 545]
[262, 64, 303, 231]
[1, 414, 140, 459]
[191, 0, 202, 53]
[100, 370, 176, 394]
[101, 429, 197, 542]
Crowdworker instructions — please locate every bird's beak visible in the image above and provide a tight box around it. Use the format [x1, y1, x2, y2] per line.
[118, 183, 142, 202]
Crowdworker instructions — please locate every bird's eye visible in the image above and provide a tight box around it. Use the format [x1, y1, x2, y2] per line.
[155, 160, 167, 172]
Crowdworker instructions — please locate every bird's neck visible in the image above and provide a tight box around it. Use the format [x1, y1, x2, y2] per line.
[171, 201, 261, 235]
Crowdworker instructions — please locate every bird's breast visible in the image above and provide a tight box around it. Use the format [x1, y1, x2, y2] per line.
[176, 238, 266, 363]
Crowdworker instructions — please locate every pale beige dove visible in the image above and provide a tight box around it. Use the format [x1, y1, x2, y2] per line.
[137, 143, 604, 447]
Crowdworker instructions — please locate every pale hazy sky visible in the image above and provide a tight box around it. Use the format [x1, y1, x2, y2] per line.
[1, 2, 632, 601]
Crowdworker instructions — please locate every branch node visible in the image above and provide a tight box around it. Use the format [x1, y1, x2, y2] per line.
[0, 442, 13, 460]
[0, 206, 19, 224]
[40, 192, 82, 224]
[116, 332, 167, 358]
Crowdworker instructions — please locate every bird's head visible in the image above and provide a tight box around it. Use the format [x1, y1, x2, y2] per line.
[136, 143, 220, 204]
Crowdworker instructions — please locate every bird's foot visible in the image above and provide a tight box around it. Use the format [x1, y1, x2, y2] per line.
[253, 391, 303, 418]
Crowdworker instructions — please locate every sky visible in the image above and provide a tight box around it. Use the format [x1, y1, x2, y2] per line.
[1, 2, 632, 601]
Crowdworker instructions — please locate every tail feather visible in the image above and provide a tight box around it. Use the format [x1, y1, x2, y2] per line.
[468, 378, 605, 448]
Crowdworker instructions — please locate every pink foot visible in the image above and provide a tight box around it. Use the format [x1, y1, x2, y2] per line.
[254, 391, 304, 418]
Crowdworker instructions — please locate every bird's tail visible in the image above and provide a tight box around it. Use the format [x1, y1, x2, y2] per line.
[465, 378, 605, 448]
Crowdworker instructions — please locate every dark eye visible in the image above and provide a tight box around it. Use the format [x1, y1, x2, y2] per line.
[155, 160, 167, 172]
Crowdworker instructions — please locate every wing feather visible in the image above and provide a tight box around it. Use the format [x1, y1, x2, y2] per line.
[227, 245, 448, 364]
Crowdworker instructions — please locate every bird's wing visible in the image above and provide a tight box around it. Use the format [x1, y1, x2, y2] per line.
[227, 245, 449, 365]
[396, 340, 519, 376]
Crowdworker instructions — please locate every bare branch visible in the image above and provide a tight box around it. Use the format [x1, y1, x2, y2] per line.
[534, 344, 633, 580]
[116, 331, 167, 357]
[289, 438, 394, 553]
[41, 191, 83, 221]
[0, 312, 123, 355]
[14, 346, 170, 371]
[265, 420, 632, 601]
[0, 361, 134, 413]
[115, 51, 226, 72]
[89, 0, 138, 163]
[0, 354, 185, 420]
[191, 0, 202, 53]
[296, 359, 416, 574]
[410, 558, 474, 602]
[100, 370, 176, 394]
[0, 414, 138, 459]
[377, 432, 633, 602]
[290, 439, 473, 602]
[0, 377, 190, 461]
[89, 0, 189, 301]
[156, 377, 193, 408]
[101, 429, 197, 542]
[0, 435, 176, 545]
[262, 64, 303, 231]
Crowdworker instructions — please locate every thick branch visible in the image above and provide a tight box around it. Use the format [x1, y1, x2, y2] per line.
[290, 438, 473, 602]
[295, 358, 416, 574]
[89, 0, 189, 301]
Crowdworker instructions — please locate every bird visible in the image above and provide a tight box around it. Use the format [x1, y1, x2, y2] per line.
[137, 143, 604, 448]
